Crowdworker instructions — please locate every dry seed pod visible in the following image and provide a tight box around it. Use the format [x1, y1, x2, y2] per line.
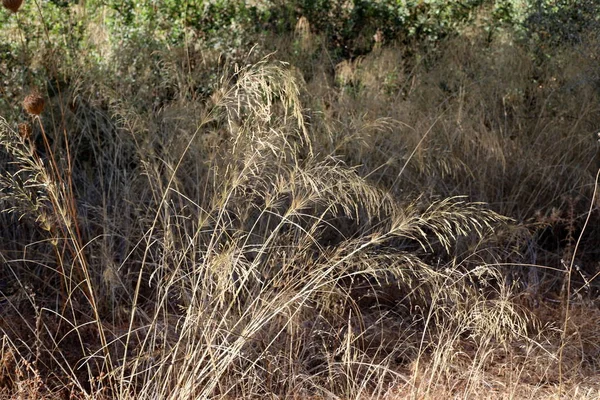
[18, 122, 32, 139]
[2, 0, 23, 12]
[23, 92, 45, 115]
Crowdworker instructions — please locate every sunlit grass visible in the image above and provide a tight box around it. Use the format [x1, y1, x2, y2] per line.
[1, 4, 600, 399]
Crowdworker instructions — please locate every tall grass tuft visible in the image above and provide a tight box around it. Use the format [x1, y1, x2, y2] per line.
[1, 4, 600, 398]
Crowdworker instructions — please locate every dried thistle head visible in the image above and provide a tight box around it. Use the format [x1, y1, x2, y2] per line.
[295, 16, 310, 37]
[2, 0, 23, 13]
[18, 122, 32, 139]
[294, 17, 313, 52]
[23, 92, 45, 116]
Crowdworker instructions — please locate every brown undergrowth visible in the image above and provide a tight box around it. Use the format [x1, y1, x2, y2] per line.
[1, 5, 600, 399]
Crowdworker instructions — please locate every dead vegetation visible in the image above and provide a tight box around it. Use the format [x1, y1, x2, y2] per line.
[1, 3, 600, 399]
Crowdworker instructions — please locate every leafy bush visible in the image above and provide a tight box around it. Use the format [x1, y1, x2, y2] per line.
[245, 0, 491, 57]
[524, 0, 600, 47]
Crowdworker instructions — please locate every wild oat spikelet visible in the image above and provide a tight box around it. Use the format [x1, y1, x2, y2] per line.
[2, 0, 23, 13]
[23, 92, 45, 116]
[18, 122, 32, 139]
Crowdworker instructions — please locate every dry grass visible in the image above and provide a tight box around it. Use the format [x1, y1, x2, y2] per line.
[1, 6, 600, 400]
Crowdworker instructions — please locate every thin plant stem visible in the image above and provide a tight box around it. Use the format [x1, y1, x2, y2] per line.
[558, 167, 600, 389]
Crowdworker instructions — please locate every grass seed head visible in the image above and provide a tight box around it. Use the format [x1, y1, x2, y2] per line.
[2, 0, 23, 12]
[23, 92, 45, 116]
